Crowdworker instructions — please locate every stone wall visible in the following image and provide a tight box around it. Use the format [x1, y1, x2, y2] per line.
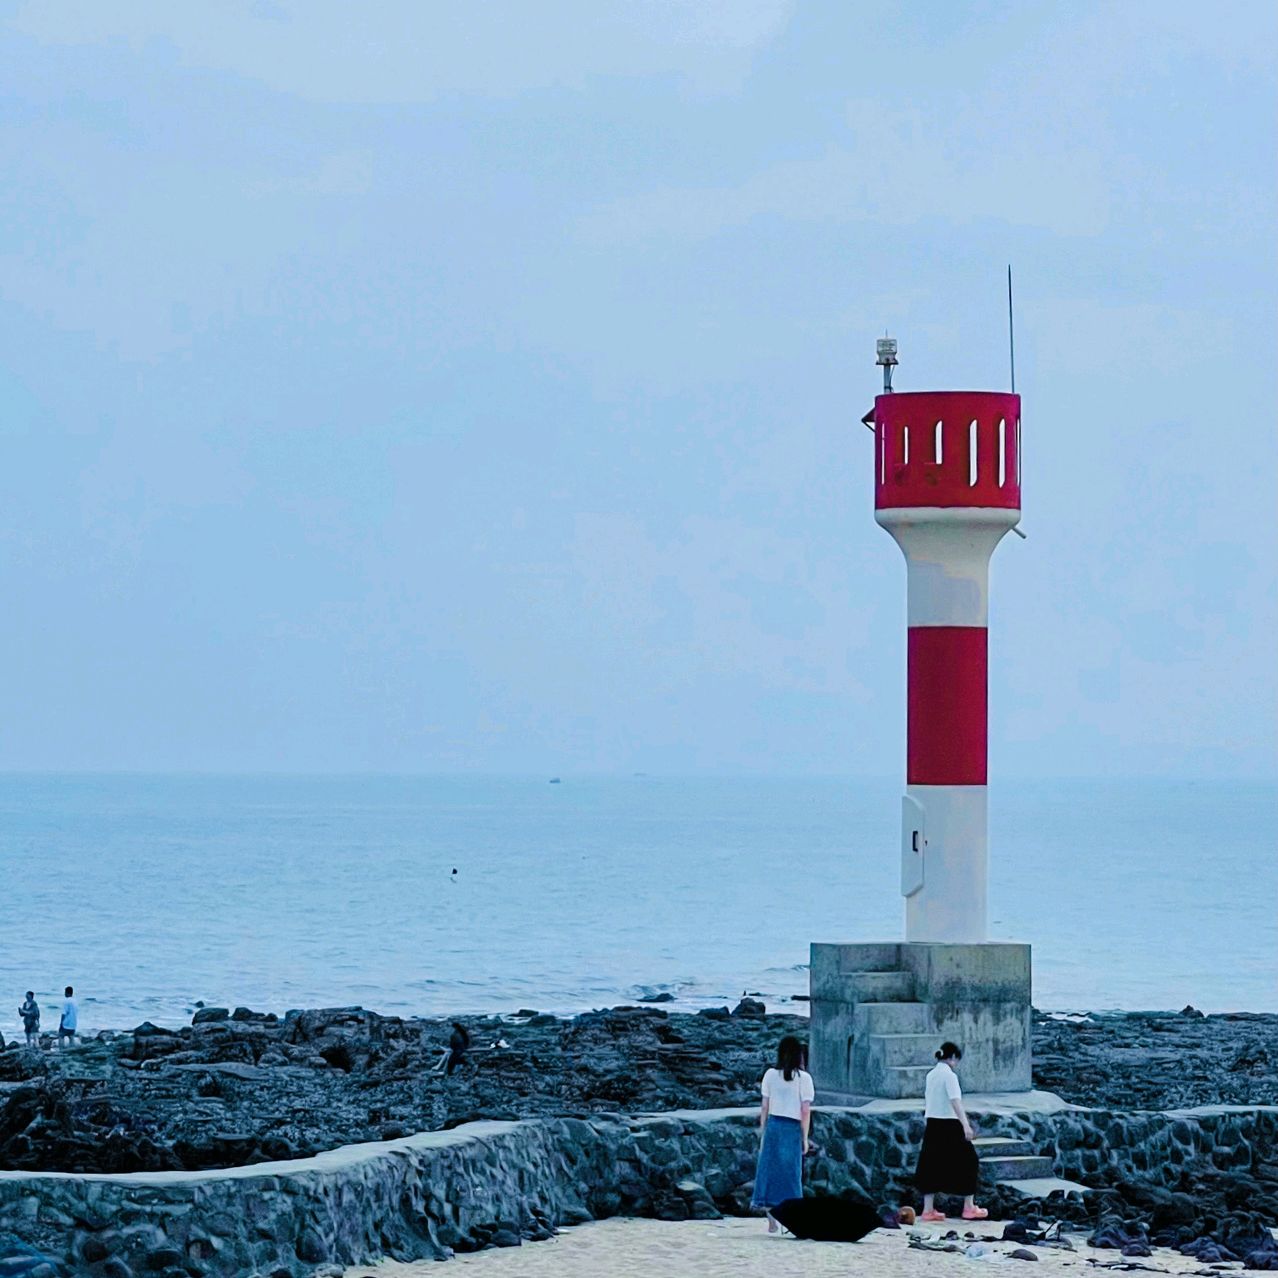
[982, 1104, 1278, 1187]
[1, 1102, 1275, 1277]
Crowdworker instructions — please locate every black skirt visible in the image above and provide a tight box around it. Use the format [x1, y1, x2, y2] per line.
[914, 1118, 979, 1195]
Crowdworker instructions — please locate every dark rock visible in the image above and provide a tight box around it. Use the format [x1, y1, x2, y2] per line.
[101, 1261, 133, 1278]
[296, 1227, 328, 1263]
[130, 1034, 185, 1063]
[730, 998, 766, 1019]
[320, 1043, 357, 1072]
[286, 1007, 368, 1042]
[1231, 1044, 1270, 1071]
[258, 1136, 298, 1161]
[1008, 1247, 1039, 1261]
[230, 1007, 276, 1023]
[637, 993, 675, 1004]
[131, 1023, 176, 1038]
[652, 1195, 690, 1221]
[674, 1175, 725, 1216]
[697, 1007, 731, 1021]
[143, 1247, 184, 1270]
[80, 1235, 110, 1263]
[1180, 1005, 1205, 1018]
[191, 1008, 229, 1025]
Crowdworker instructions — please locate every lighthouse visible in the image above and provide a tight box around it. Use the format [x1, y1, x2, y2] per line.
[809, 338, 1032, 1101]
[875, 372, 1021, 942]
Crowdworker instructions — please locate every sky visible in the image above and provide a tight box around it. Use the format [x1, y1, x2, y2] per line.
[0, 0, 1274, 778]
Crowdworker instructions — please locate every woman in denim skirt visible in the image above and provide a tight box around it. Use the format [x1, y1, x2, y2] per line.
[751, 1035, 814, 1232]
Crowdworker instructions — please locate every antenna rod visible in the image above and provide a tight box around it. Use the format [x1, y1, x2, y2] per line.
[1007, 264, 1016, 394]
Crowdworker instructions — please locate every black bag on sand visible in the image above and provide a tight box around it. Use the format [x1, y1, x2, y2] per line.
[769, 1194, 885, 1242]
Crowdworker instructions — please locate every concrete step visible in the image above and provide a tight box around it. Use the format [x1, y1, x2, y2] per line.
[859, 1002, 933, 1034]
[1002, 1177, 1090, 1198]
[867, 1032, 937, 1067]
[980, 1154, 1056, 1182]
[844, 971, 916, 1003]
[879, 1065, 930, 1098]
[972, 1137, 1035, 1159]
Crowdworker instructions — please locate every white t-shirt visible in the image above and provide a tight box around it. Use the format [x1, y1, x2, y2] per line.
[924, 1060, 962, 1119]
[61, 999, 78, 1031]
[761, 1067, 815, 1121]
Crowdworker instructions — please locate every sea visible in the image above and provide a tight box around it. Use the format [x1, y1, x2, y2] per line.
[0, 774, 1273, 1037]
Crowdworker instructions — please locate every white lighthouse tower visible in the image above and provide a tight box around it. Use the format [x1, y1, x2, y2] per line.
[875, 381, 1021, 942]
[810, 339, 1032, 1101]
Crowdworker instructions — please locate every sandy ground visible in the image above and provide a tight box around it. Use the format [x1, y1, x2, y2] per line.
[365, 1217, 1228, 1276]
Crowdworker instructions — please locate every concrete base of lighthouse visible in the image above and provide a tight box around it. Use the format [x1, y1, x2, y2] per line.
[809, 941, 1032, 1103]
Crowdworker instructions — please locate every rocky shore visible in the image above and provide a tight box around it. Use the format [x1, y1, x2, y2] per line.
[1, 1002, 1273, 1176]
[0, 1003, 1276, 1276]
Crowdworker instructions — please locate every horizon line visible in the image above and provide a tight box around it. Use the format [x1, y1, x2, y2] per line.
[0, 769, 1272, 784]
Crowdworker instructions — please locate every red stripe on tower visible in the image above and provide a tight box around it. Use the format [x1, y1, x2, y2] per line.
[907, 627, 987, 785]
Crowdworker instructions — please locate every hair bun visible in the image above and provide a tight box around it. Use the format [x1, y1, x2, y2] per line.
[935, 1049, 944, 1060]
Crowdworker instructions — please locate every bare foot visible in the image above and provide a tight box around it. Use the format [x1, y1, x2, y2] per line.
[766, 1213, 779, 1233]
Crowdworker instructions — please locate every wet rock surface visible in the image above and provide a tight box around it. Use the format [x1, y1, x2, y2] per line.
[1032, 1008, 1278, 1110]
[0, 1005, 797, 1174]
[0, 1006, 1274, 1175]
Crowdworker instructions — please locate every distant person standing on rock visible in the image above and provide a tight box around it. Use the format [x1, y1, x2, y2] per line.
[751, 1035, 814, 1232]
[915, 1042, 986, 1222]
[18, 992, 39, 1047]
[58, 986, 78, 1048]
[446, 1022, 470, 1075]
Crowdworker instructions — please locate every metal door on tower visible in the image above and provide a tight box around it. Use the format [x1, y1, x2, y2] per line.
[901, 794, 925, 897]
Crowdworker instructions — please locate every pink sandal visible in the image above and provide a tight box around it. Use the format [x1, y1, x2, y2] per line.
[919, 1209, 946, 1222]
[962, 1207, 989, 1220]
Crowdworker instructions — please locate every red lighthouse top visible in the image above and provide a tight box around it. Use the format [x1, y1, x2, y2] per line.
[875, 390, 1021, 510]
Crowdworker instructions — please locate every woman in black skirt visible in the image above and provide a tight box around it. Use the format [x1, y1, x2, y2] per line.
[915, 1042, 986, 1221]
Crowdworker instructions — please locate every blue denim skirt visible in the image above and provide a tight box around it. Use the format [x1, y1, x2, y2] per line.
[751, 1115, 803, 1210]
